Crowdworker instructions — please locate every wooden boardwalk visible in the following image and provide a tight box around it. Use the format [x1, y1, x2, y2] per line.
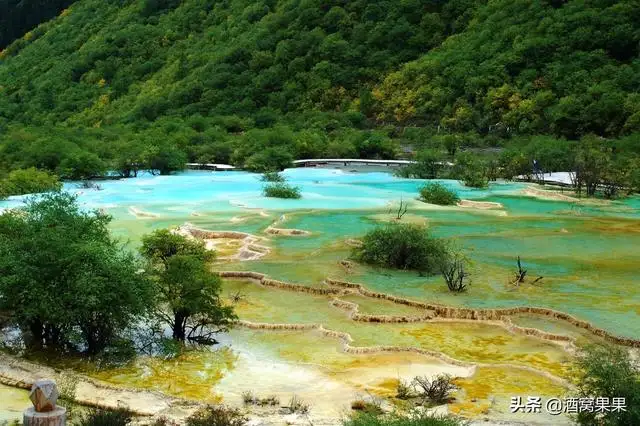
[186, 163, 236, 170]
[293, 158, 416, 167]
[514, 172, 574, 187]
[185, 160, 415, 171]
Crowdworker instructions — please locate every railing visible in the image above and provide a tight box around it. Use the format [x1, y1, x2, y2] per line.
[293, 158, 416, 167]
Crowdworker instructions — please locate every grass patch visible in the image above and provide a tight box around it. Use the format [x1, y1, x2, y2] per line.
[186, 406, 247, 426]
[343, 411, 465, 426]
[242, 391, 279, 407]
[151, 419, 178, 426]
[75, 408, 133, 426]
[351, 399, 384, 415]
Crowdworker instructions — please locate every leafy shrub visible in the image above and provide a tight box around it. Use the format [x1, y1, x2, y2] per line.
[343, 411, 464, 426]
[352, 223, 449, 274]
[395, 150, 443, 179]
[418, 183, 460, 205]
[76, 408, 133, 426]
[453, 153, 489, 189]
[574, 344, 640, 425]
[0, 167, 61, 199]
[412, 375, 456, 404]
[58, 151, 107, 180]
[186, 406, 247, 426]
[462, 173, 489, 189]
[261, 172, 285, 182]
[243, 147, 294, 172]
[263, 182, 301, 199]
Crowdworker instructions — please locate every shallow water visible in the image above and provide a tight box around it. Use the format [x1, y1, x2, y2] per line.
[2, 168, 638, 420]
[0, 384, 30, 423]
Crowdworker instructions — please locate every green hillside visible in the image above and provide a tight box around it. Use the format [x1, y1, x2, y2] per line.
[373, 0, 640, 138]
[0, 0, 638, 179]
[0, 0, 74, 49]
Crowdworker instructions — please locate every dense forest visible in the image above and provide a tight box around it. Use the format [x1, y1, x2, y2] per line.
[0, 0, 74, 49]
[0, 0, 638, 186]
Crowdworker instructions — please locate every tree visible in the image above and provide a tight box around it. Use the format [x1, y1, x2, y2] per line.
[243, 147, 294, 172]
[112, 142, 146, 178]
[145, 143, 187, 175]
[0, 0, 74, 49]
[572, 136, 611, 197]
[396, 149, 443, 179]
[0, 193, 151, 354]
[140, 229, 236, 342]
[440, 250, 470, 292]
[574, 344, 640, 425]
[159, 255, 235, 342]
[0, 167, 61, 199]
[140, 229, 213, 264]
[441, 134, 462, 157]
[353, 132, 397, 159]
[58, 150, 107, 180]
[453, 152, 489, 188]
[499, 149, 530, 180]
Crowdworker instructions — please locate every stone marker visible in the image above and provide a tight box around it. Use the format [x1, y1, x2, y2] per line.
[23, 379, 66, 426]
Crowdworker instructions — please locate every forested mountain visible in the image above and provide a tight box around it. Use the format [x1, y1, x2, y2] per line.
[0, 0, 74, 49]
[374, 0, 640, 139]
[0, 0, 638, 179]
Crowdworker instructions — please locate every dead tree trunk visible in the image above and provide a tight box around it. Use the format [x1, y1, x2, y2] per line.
[513, 256, 527, 285]
[396, 198, 408, 220]
[512, 256, 543, 286]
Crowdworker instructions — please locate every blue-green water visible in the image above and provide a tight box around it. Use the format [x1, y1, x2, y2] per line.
[5, 168, 640, 422]
[2, 169, 640, 338]
[0, 169, 526, 212]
